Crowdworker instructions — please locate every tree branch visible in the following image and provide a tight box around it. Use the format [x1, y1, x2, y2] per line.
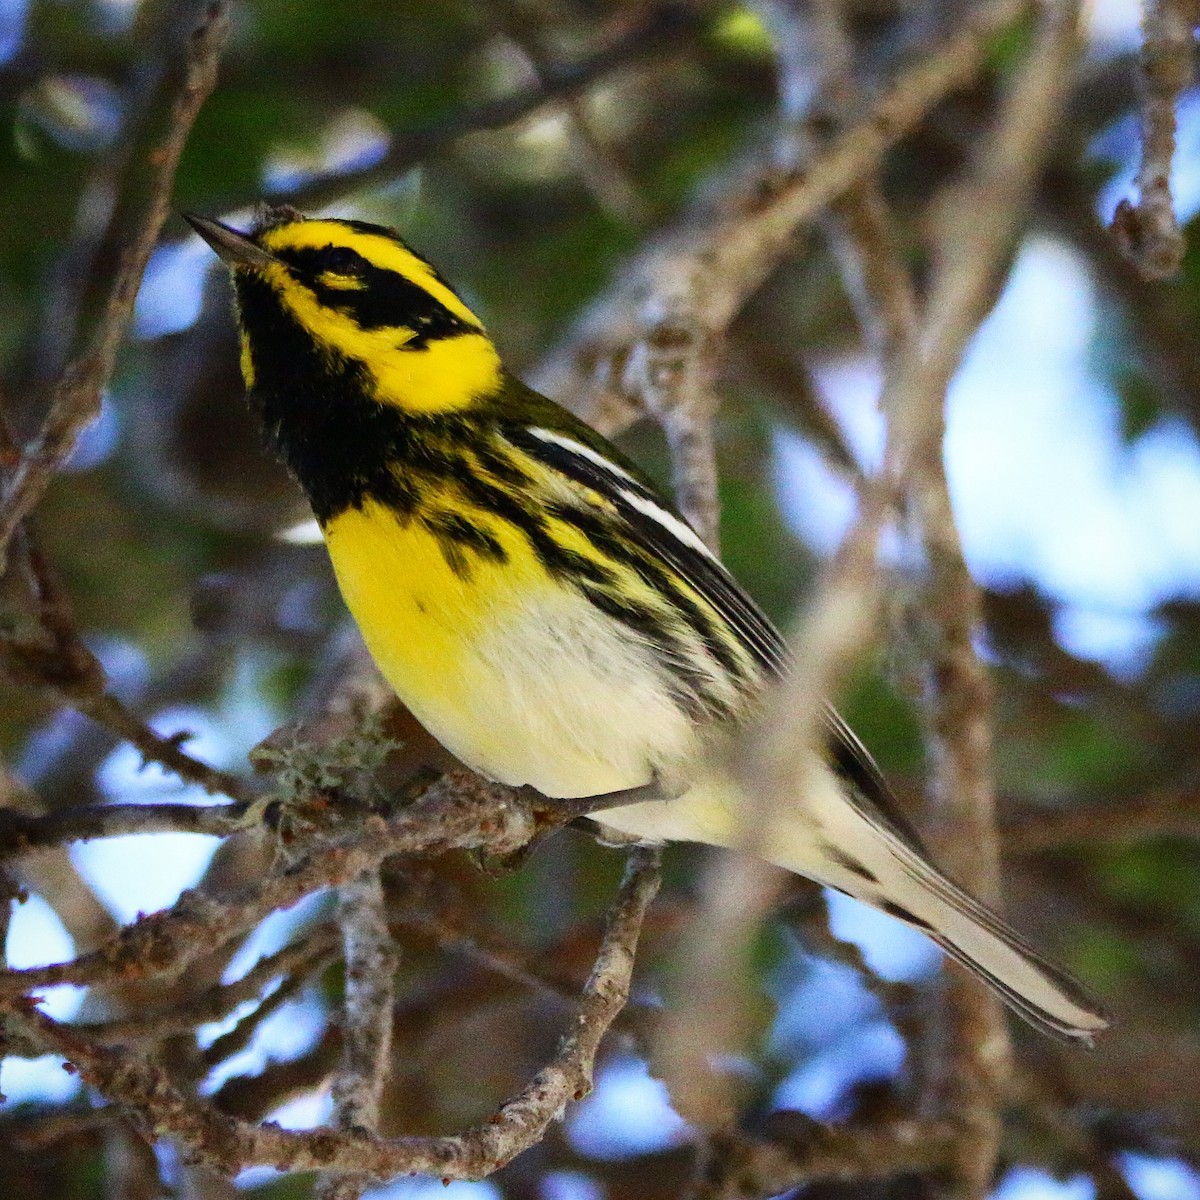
[0, 1, 230, 568]
[316, 869, 398, 1200]
[1110, 0, 1194, 278]
[4, 846, 661, 1183]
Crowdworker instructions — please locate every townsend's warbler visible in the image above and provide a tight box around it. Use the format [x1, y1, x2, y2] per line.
[186, 207, 1107, 1044]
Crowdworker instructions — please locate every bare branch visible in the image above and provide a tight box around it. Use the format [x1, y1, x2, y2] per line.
[0, 801, 249, 859]
[0, 1, 230, 567]
[533, 0, 1035, 431]
[317, 869, 398, 1200]
[4, 846, 661, 1183]
[1110, 0, 1194, 279]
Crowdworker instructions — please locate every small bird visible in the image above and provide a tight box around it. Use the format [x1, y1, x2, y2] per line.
[187, 206, 1108, 1044]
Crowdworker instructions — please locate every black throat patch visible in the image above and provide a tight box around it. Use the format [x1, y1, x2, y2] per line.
[234, 272, 417, 524]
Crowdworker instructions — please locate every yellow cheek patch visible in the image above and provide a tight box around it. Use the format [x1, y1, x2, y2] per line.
[260, 220, 484, 329]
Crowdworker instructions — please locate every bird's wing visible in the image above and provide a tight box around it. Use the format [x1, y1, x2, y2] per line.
[504, 421, 929, 853]
[505, 422, 786, 676]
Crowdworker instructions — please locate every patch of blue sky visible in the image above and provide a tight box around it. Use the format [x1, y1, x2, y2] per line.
[4, 891, 85, 1019]
[768, 947, 879, 1056]
[541, 1170, 604, 1200]
[71, 829, 221, 924]
[1053, 607, 1169, 681]
[268, 1082, 331, 1130]
[771, 427, 856, 557]
[824, 889, 942, 982]
[0, 0, 29, 63]
[3, 892, 86, 1105]
[75, 668, 286, 923]
[364, 1180, 502, 1200]
[18, 638, 148, 790]
[134, 236, 216, 338]
[96, 704, 233, 803]
[773, 234, 1199, 677]
[1085, 0, 1137, 49]
[220, 890, 330, 986]
[1098, 90, 1200, 227]
[0, 1054, 81, 1107]
[771, 1019, 905, 1118]
[200, 987, 326, 1096]
[566, 1055, 691, 1160]
[63, 390, 119, 471]
[261, 108, 389, 194]
[994, 1167, 1096, 1200]
[94, 653, 282, 807]
[1120, 1154, 1200, 1200]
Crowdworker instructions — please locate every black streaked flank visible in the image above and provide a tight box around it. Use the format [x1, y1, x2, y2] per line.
[420, 510, 508, 580]
[507, 424, 786, 679]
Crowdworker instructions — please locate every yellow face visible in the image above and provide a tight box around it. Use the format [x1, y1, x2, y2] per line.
[234, 215, 502, 415]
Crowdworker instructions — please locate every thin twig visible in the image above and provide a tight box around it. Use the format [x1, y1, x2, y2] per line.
[999, 788, 1200, 853]
[0, 1, 230, 568]
[1110, 0, 1193, 279]
[0, 801, 249, 859]
[0, 771, 663, 998]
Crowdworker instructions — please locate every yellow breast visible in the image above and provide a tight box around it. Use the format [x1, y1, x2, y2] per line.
[321, 498, 697, 797]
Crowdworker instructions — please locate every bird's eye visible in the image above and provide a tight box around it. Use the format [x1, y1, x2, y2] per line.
[321, 246, 366, 276]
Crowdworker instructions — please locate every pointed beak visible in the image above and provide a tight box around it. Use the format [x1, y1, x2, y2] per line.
[183, 213, 278, 271]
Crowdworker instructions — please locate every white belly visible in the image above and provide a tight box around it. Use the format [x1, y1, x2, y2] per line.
[443, 586, 701, 797]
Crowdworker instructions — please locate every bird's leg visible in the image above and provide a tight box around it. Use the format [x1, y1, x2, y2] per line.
[475, 777, 681, 874]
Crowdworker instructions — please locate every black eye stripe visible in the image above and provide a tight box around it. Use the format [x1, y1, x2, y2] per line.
[270, 244, 479, 346]
[321, 245, 366, 275]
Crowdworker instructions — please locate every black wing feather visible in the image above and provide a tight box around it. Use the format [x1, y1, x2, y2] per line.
[505, 422, 927, 852]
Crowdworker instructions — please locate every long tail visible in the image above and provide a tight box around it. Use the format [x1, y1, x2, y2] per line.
[594, 775, 1110, 1045]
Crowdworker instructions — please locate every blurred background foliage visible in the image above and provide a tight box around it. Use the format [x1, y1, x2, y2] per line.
[2, 1, 1200, 1198]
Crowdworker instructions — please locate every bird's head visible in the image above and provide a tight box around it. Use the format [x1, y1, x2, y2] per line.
[185, 207, 502, 415]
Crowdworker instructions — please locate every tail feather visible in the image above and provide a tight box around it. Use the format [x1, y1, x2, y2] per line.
[774, 797, 1110, 1046]
[596, 776, 1110, 1045]
[872, 839, 1108, 1044]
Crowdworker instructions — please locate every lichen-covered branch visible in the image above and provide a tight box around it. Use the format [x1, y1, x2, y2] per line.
[317, 869, 398, 1200]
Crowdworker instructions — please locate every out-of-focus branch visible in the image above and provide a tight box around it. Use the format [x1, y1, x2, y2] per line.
[649, 0, 1045, 1151]
[488, 0, 650, 226]
[999, 787, 1200, 853]
[532, 0, 1033, 431]
[878, 4, 1083, 1198]
[243, 3, 702, 216]
[4, 846, 661, 1182]
[0, 1, 230, 567]
[692, 1117, 959, 1200]
[0, 800, 248, 858]
[1110, 0, 1194, 279]
[317, 869, 398, 1200]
